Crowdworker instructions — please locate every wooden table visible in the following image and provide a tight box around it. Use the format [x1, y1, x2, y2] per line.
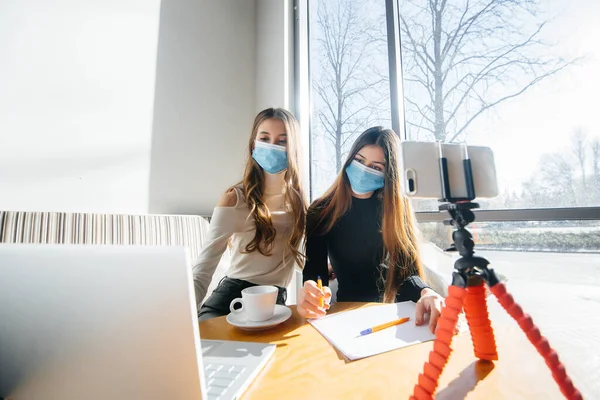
[199, 302, 567, 399]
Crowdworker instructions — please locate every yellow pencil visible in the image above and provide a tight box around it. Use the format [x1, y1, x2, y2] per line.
[317, 276, 324, 308]
[359, 317, 411, 336]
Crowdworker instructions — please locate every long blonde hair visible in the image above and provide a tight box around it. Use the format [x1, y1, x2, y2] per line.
[240, 108, 307, 267]
[308, 127, 423, 302]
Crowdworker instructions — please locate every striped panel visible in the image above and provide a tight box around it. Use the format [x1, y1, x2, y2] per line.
[0, 211, 210, 261]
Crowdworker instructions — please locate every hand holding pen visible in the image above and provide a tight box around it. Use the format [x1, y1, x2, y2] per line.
[297, 276, 332, 319]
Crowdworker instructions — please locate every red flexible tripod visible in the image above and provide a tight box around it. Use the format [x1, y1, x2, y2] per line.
[410, 202, 583, 400]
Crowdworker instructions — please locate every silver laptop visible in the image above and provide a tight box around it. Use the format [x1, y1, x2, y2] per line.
[0, 244, 275, 400]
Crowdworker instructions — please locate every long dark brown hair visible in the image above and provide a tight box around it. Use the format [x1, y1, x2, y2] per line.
[308, 126, 423, 302]
[239, 108, 307, 267]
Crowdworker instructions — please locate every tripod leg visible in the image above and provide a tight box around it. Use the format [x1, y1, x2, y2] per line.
[490, 282, 583, 400]
[411, 285, 466, 400]
[464, 282, 498, 360]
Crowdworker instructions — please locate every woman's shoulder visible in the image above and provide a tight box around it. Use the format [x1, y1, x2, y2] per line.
[216, 190, 237, 207]
[216, 185, 245, 208]
[306, 198, 331, 232]
[307, 198, 327, 217]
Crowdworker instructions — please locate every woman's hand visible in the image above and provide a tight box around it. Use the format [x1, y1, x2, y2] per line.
[415, 288, 445, 334]
[297, 280, 332, 319]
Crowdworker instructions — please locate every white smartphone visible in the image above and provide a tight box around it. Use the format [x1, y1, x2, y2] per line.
[399, 141, 498, 199]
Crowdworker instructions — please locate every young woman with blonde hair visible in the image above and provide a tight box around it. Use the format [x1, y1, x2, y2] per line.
[193, 108, 307, 321]
[298, 126, 444, 333]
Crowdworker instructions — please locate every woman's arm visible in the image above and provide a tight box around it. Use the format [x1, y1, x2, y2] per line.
[302, 206, 329, 286]
[398, 274, 444, 334]
[297, 205, 332, 319]
[396, 275, 430, 303]
[191, 190, 239, 309]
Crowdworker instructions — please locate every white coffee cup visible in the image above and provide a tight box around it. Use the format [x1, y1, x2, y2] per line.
[229, 285, 278, 322]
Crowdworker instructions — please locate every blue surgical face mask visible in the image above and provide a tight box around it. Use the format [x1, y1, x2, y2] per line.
[345, 160, 385, 194]
[252, 140, 288, 174]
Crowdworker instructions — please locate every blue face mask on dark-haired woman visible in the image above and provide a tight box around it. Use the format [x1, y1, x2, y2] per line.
[345, 160, 385, 194]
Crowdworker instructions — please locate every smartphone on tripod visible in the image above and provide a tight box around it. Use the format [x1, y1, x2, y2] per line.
[402, 141, 583, 400]
[399, 141, 499, 200]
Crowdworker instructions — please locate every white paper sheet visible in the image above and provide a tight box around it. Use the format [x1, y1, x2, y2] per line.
[308, 302, 436, 360]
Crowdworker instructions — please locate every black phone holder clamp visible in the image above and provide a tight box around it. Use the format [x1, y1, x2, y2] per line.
[438, 200, 499, 289]
[434, 141, 490, 283]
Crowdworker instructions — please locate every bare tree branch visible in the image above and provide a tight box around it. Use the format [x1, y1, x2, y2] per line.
[447, 61, 574, 142]
[400, 0, 578, 142]
[406, 120, 436, 135]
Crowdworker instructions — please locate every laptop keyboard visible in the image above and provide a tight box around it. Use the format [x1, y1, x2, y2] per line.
[205, 362, 247, 400]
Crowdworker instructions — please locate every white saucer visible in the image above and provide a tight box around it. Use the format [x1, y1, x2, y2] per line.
[226, 305, 292, 331]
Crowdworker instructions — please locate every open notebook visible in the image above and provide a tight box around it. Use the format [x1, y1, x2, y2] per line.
[308, 302, 436, 361]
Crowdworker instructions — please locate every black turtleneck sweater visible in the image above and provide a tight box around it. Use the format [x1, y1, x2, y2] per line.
[303, 194, 428, 303]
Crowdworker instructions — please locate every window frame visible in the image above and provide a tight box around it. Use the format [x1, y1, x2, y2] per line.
[293, 0, 313, 200]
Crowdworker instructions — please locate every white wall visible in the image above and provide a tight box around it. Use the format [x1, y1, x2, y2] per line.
[148, 0, 296, 216]
[0, 0, 161, 213]
[148, 0, 256, 216]
[0, 0, 296, 215]
[255, 0, 294, 112]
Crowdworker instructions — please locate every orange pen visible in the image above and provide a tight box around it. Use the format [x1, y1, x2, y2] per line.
[317, 276, 324, 308]
[359, 317, 411, 336]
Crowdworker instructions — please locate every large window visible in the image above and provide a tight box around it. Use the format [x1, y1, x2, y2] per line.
[299, 1, 600, 397]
